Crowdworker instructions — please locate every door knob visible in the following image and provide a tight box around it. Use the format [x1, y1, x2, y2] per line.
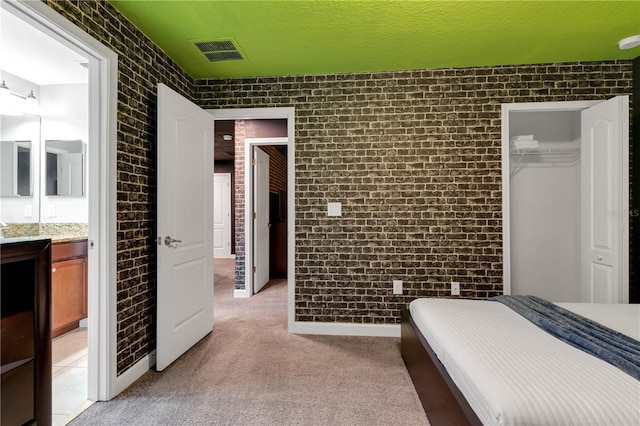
[597, 255, 603, 261]
[164, 236, 182, 247]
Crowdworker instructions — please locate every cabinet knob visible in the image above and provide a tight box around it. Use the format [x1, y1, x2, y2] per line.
[52, 267, 56, 272]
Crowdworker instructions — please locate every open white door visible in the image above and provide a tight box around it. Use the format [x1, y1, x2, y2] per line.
[581, 96, 628, 303]
[253, 147, 270, 293]
[157, 83, 214, 371]
[213, 173, 231, 258]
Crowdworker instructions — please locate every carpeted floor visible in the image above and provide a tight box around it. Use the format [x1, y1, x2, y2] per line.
[69, 258, 428, 425]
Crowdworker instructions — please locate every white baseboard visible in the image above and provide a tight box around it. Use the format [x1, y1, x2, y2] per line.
[234, 288, 250, 298]
[115, 350, 155, 396]
[293, 321, 400, 337]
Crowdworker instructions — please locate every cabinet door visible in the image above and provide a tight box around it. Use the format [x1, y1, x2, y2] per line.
[51, 257, 87, 335]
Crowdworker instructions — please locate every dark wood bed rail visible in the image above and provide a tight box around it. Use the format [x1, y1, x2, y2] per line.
[400, 308, 482, 426]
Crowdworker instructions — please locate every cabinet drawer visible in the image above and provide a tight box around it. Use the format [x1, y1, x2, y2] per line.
[1, 360, 35, 426]
[52, 239, 88, 262]
[0, 311, 34, 366]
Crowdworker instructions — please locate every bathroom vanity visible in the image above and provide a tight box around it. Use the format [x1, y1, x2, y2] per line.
[51, 238, 88, 338]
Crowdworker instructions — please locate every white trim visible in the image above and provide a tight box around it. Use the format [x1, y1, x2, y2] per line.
[115, 351, 155, 395]
[8, 0, 119, 400]
[208, 107, 296, 333]
[244, 137, 288, 297]
[293, 322, 400, 338]
[234, 288, 250, 298]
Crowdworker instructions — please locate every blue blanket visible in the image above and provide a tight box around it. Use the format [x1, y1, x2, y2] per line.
[490, 295, 640, 380]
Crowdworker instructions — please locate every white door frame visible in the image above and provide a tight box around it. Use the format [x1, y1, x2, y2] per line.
[501, 99, 629, 302]
[207, 108, 295, 333]
[8, 0, 118, 399]
[249, 139, 281, 293]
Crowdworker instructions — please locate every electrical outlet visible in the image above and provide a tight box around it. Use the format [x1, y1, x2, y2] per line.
[393, 280, 403, 295]
[451, 281, 460, 296]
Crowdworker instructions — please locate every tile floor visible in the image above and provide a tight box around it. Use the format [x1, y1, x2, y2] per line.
[52, 328, 93, 426]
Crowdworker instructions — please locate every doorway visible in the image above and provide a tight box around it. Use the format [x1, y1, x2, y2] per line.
[4, 0, 119, 412]
[502, 97, 629, 303]
[209, 108, 296, 333]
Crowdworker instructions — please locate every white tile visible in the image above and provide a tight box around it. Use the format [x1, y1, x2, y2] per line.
[69, 354, 88, 368]
[52, 366, 88, 416]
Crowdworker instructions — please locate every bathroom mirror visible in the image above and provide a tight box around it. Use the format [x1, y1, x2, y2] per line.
[45, 139, 85, 196]
[0, 140, 33, 196]
[0, 114, 39, 198]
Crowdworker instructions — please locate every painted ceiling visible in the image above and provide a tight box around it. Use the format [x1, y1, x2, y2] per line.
[109, 1, 640, 79]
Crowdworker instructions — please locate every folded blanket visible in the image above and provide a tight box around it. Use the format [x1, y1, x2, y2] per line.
[490, 295, 640, 380]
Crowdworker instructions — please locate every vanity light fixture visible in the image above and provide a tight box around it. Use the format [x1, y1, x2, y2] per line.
[0, 80, 22, 116]
[23, 90, 43, 115]
[618, 35, 640, 50]
[0, 81, 42, 116]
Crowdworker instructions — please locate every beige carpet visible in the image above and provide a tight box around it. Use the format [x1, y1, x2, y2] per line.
[70, 258, 428, 425]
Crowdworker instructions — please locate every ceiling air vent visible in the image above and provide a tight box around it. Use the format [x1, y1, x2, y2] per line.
[193, 39, 245, 62]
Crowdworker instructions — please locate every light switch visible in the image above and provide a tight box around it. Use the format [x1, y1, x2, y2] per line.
[48, 204, 56, 217]
[24, 204, 32, 218]
[328, 202, 342, 217]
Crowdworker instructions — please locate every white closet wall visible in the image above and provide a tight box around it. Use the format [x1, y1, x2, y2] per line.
[508, 111, 582, 302]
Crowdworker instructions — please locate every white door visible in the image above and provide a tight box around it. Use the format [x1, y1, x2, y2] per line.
[253, 147, 270, 293]
[213, 173, 231, 258]
[156, 83, 214, 371]
[581, 96, 628, 303]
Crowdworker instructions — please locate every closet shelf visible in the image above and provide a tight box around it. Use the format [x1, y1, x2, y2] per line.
[509, 147, 581, 177]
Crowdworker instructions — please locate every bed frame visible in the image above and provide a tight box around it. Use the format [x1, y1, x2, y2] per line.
[400, 309, 482, 426]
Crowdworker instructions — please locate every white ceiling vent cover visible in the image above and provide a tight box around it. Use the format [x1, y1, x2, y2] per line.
[193, 39, 245, 62]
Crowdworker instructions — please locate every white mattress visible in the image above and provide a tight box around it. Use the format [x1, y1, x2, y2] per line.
[409, 298, 640, 426]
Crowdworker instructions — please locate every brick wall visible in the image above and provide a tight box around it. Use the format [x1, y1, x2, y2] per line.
[233, 120, 247, 287]
[42, 0, 194, 374]
[195, 62, 633, 324]
[259, 146, 288, 194]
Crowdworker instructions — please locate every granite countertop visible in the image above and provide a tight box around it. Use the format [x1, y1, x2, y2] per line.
[50, 235, 88, 243]
[0, 236, 53, 245]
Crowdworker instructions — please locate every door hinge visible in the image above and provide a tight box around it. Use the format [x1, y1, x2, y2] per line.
[253, 212, 257, 219]
[253, 266, 257, 273]
[252, 158, 257, 166]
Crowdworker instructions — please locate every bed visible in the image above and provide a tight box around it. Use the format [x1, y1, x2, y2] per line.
[400, 297, 640, 426]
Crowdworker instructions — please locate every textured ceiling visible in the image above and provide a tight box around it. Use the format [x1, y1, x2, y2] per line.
[109, 1, 640, 79]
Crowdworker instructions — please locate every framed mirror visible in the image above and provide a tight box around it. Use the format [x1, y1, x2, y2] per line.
[0, 140, 33, 196]
[45, 139, 84, 196]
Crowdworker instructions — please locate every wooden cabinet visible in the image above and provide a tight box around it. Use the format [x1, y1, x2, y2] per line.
[51, 239, 88, 338]
[1, 238, 52, 426]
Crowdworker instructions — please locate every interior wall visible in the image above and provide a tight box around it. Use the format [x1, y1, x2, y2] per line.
[40, 83, 88, 223]
[37, 0, 638, 377]
[510, 164, 581, 301]
[631, 55, 640, 304]
[196, 62, 633, 324]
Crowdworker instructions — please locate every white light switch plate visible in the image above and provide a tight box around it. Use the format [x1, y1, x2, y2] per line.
[328, 202, 342, 217]
[24, 204, 32, 218]
[48, 204, 56, 217]
[393, 280, 403, 295]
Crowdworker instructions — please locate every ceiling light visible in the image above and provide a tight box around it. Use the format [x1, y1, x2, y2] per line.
[618, 35, 640, 50]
